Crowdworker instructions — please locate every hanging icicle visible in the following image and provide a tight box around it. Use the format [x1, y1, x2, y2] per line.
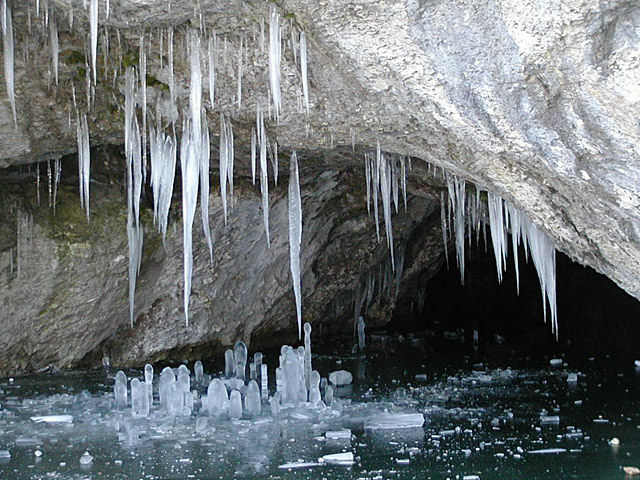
[2, 0, 17, 125]
[288, 151, 303, 338]
[90, 0, 98, 84]
[50, 17, 59, 85]
[299, 31, 309, 115]
[76, 114, 91, 220]
[268, 5, 281, 120]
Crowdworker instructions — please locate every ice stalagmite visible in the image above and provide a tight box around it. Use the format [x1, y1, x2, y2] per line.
[300, 31, 309, 115]
[288, 151, 303, 337]
[76, 114, 91, 220]
[90, 0, 98, 84]
[268, 5, 281, 119]
[50, 18, 59, 85]
[2, 0, 16, 125]
[200, 113, 213, 262]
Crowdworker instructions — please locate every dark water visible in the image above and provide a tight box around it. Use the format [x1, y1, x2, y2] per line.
[0, 333, 638, 480]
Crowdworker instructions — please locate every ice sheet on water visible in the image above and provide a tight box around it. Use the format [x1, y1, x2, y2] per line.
[30, 415, 74, 424]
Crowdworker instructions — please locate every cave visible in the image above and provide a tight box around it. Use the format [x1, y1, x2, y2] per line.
[0, 0, 639, 478]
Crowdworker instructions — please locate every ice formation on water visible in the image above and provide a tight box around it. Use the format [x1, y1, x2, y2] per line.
[288, 151, 303, 337]
[76, 114, 91, 220]
[268, 5, 281, 120]
[2, 0, 16, 125]
[114, 371, 127, 409]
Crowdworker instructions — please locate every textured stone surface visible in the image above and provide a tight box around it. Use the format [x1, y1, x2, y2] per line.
[0, 149, 442, 374]
[0, 0, 639, 371]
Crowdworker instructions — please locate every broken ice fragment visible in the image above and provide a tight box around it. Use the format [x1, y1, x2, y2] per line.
[30, 415, 74, 424]
[325, 430, 351, 440]
[278, 461, 320, 469]
[364, 413, 425, 430]
[329, 370, 352, 386]
[550, 359, 563, 367]
[319, 452, 354, 465]
[79, 451, 94, 465]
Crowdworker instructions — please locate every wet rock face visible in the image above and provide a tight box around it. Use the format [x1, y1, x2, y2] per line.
[0, 149, 442, 375]
[0, 1, 639, 370]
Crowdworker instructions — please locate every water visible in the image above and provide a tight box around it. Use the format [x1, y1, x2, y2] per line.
[0, 333, 638, 479]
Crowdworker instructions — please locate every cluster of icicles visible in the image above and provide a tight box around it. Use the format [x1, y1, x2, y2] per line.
[364, 150, 558, 337]
[2, 0, 557, 337]
[1, 0, 308, 335]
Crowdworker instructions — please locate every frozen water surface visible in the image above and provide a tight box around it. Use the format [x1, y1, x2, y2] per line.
[0, 334, 639, 479]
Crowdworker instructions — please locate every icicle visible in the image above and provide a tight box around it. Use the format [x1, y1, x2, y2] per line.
[289, 151, 303, 338]
[76, 114, 91, 220]
[105, 0, 109, 19]
[181, 116, 199, 327]
[268, 5, 281, 120]
[372, 141, 381, 242]
[200, 112, 213, 263]
[219, 114, 229, 224]
[90, 0, 98, 84]
[207, 34, 215, 108]
[507, 203, 522, 294]
[446, 173, 466, 284]
[168, 27, 175, 110]
[440, 192, 449, 268]
[401, 157, 407, 211]
[250, 127, 257, 185]
[149, 123, 176, 241]
[50, 17, 59, 85]
[365, 154, 371, 214]
[140, 35, 147, 174]
[236, 36, 243, 110]
[36, 164, 41, 206]
[258, 104, 270, 247]
[271, 140, 278, 185]
[487, 192, 507, 283]
[300, 31, 309, 115]
[2, 0, 16, 125]
[379, 156, 395, 267]
[189, 31, 202, 164]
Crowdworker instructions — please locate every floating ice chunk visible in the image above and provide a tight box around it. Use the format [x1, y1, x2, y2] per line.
[15, 438, 42, 446]
[278, 461, 320, 469]
[80, 451, 94, 465]
[540, 415, 560, 425]
[319, 452, 354, 466]
[623, 466, 640, 476]
[634, 360, 640, 368]
[30, 415, 74, 424]
[567, 373, 578, 383]
[229, 390, 242, 419]
[365, 413, 424, 430]
[329, 370, 352, 386]
[527, 448, 566, 454]
[325, 430, 351, 440]
[550, 358, 563, 367]
[0, 450, 9, 459]
[463, 476, 480, 480]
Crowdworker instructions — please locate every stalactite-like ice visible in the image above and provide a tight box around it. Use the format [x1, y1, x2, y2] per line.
[50, 18, 59, 85]
[2, 0, 16, 125]
[258, 105, 270, 247]
[139, 35, 147, 171]
[300, 31, 309, 115]
[268, 5, 281, 119]
[288, 151, 303, 337]
[149, 124, 177, 241]
[90, 0, 98, 84]
[446, 173, 466, 283]
[379, 154, 394, 266]
[76, 114, 91, 220]
[250, 127, 257, 185]
[487, 192, 507, 283]
[200, 113, 213, 262]
[207, 34, 215, 108]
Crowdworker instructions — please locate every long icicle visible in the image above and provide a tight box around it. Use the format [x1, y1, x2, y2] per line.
[258, 104, 270, 247]
[300, 31, 309, 115]
[288, 151, 303, 338]
[2, 0, 16, 125]
[268, 5, 281, 120]
[90, 0, 98, 84]
[50, 17, 59, 85]
[200, 112, 213, 263]
[76, 114, 91, 220]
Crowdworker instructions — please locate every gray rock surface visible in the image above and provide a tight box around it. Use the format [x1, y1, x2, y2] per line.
[0, 0, 638, 371]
